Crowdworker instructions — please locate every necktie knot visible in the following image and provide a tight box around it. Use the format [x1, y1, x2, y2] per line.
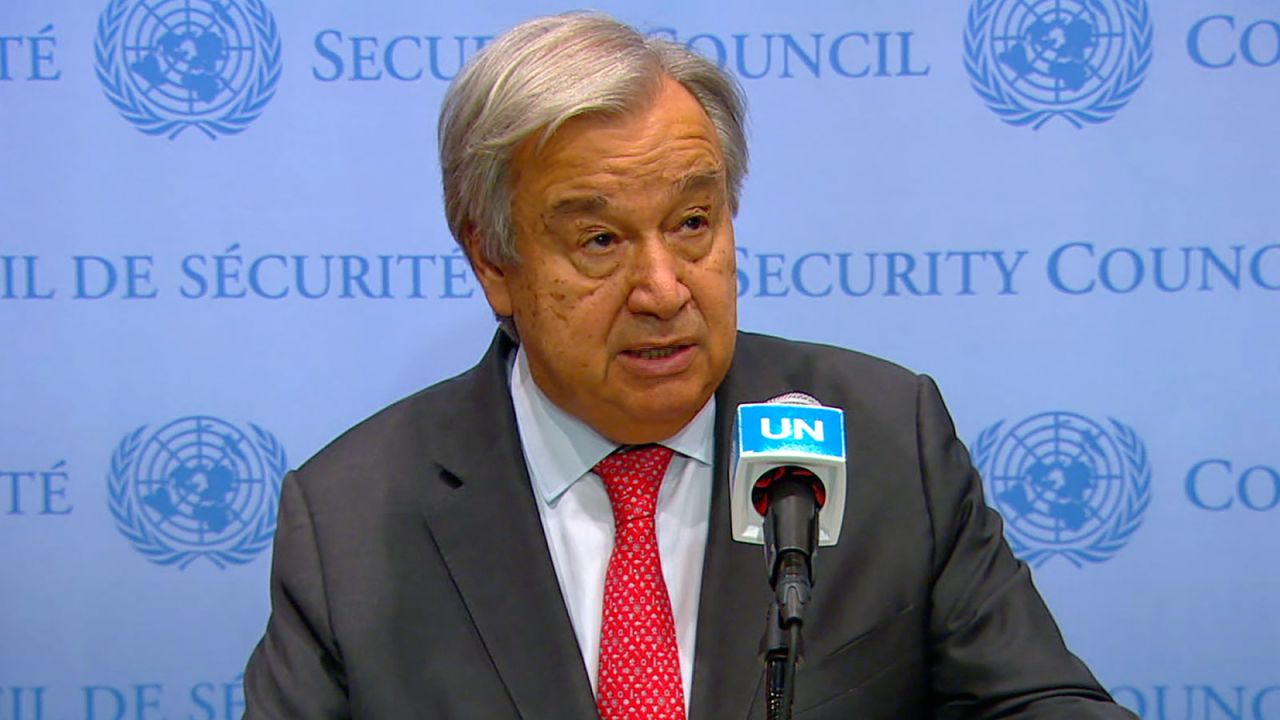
[593, 444, 674, 526]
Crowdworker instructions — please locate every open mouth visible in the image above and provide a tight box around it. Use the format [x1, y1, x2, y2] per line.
[618, 343, 696, 377]
[627, 346, 687, 360]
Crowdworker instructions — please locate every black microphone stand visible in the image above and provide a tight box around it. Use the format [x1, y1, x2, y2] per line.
[764, 599, 804, 720]
[759, 475, 819, 720]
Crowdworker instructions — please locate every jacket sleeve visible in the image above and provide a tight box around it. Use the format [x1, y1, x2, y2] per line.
[243, 471, 352, 719]
[916, 375, 1137, 719]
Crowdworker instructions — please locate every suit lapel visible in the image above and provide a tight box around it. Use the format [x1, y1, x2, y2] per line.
[689, 335, 787, 720]
[420, 332, 789, 720]
[420, 333, 599, 719]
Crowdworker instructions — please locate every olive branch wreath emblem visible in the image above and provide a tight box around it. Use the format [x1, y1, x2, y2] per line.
[107, 420, 286, 570]
[94, 0, 282, 139]
[964, 0, 1153, 129]
[972, 416, 1151, 568]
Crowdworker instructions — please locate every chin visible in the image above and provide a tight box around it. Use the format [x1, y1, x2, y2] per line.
[623, 390, 708, 431]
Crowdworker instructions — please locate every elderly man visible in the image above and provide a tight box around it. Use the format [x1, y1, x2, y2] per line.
[244, 12, 1135, 720]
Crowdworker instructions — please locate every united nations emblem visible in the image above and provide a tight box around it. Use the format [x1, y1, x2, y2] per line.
[94, 0, 282, 139]
[972, 411, 1151, 567]
[108, 416, 286, 569]
[964, 0, 1153, 128]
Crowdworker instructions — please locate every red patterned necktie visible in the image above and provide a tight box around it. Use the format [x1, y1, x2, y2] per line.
[593, 444, 686, 720]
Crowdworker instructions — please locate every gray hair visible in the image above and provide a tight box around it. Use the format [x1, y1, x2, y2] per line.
[438, 12, 749, 266]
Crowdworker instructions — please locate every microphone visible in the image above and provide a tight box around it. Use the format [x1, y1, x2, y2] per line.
[730, 392, 846, 623]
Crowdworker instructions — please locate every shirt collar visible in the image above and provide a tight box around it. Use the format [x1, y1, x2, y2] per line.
[509, 345, 716, 506]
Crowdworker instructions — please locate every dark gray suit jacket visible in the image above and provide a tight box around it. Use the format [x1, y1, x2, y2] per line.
[244, 331, 1135, 719]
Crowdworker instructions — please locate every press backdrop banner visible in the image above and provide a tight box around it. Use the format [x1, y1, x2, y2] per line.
[2, 1, 1277, 718]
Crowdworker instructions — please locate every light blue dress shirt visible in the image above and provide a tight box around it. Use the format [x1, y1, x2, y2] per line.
[509, 345, 715, 709]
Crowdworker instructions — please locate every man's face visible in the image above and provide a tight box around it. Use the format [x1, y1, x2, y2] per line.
[470, 77, 738, 444]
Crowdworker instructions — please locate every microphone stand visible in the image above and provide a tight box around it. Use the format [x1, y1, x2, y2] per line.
[764, 601, 803, 720]
[760, 477, 818, 720]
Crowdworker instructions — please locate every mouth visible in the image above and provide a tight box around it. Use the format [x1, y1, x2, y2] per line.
[625, 346, 687, 360]
[618, 343, 697, 377]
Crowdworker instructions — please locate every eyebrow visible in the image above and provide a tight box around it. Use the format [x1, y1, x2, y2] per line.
[674, 170, 725, 196]
[545, 169, 726, 220]
[547, 194, 609, 219]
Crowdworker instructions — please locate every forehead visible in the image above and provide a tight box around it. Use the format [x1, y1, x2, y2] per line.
[510, 78, 726, 208]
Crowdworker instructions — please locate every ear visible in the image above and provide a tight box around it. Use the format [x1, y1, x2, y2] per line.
[464, 228, 514, 318]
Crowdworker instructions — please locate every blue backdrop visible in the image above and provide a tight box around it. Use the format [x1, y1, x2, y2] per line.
[2, 1, 1277, 718]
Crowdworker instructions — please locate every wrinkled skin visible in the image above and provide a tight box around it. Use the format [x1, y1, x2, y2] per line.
[469, 77, 738, 444]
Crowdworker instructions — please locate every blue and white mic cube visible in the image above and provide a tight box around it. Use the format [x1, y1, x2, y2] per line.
[730, 402, 847, 546]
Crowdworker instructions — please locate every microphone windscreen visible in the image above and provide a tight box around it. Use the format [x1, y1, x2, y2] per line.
[768, 392, 820, 407]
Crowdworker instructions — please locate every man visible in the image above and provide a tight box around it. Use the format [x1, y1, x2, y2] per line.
[244, 12, 1136, 719]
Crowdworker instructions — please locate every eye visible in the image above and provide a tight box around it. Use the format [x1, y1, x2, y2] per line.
[680, 214, 709, 232]
[583, 232, 618, 251]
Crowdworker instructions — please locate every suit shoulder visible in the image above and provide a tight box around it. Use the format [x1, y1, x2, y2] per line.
[293, 362, 484, 490]
[736, 331, 922, 394]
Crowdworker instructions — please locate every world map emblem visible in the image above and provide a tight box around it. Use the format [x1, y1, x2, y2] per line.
[94, 0, 282, 139]
[964, 0, 1153, 128]
[972, 411, 1151, 567]
[108, 416, 286, 569]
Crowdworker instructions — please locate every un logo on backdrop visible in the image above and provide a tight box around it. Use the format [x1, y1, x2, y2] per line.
[94, 0, 282, 139]
[108, 416, 286, 569]
[972, 412, 1151, 567]
[964, 0, 1153, 128]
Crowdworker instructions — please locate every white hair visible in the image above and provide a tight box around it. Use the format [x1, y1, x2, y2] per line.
[438, 11, 749, 265]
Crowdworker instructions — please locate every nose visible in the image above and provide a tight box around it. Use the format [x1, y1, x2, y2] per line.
[626, 237, 691, 320]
